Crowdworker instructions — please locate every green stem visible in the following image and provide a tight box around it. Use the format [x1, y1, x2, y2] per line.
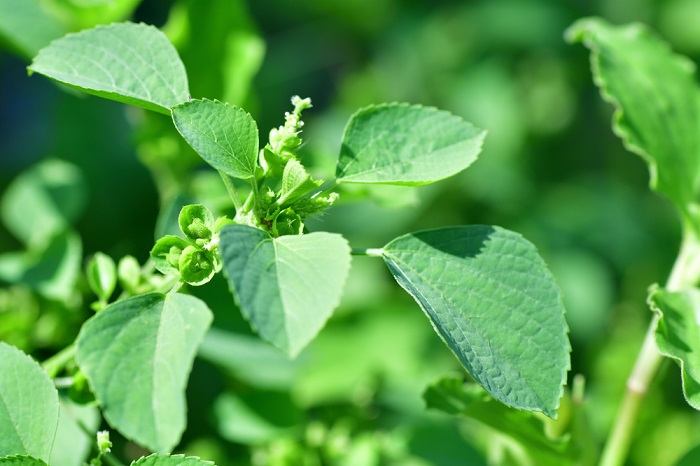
[42, 343, 76, 378]
[351, 247, 384, 257]
[219, 171, 242, 211]
[599, 230, 700, 466]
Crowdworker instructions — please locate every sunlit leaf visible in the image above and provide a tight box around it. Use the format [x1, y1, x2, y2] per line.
[567, 18, 700, 227]
[29, 22, 190, 114]
[0, 0, 65, 58]
[220, 225, 351, 357]
[172, 99, 259, 179]
[130, 455, 215, 466]
[76, 293, 213, 452]
[336, 103, 485, 185]
[382, 226, 570, 416]
[0, 343, 59, 461]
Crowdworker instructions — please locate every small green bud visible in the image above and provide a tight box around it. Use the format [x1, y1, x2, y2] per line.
[178, 204, 214, 241]
[151, 235, 190, 274]
[96, 431, 112, 455]
[86, 252, 116, 303]
[117, 256, 141, 294]
[178, 245, 216, 285]
[273, 209, 303, 236]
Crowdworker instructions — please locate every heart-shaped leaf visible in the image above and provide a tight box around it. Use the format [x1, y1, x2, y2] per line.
[29, 22, 190, 114]
[172, 99, 259, 179]
[382, 226, 570, 416]
[220, 225, 351, 357]
[76, 293, 212, 452]
[0, 343, 59, 462]
[336, 103, 485, 185]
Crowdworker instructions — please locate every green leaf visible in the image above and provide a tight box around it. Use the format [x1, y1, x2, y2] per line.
[336, 103, 485, 185]
[21, 231, 82, 303]
[86, 252, 117, 302]
[650, 287, 700, 409]
[0, 0, 66, 58]
[424, 377, 572, 465]
[382, 226, 570, 416]
[130, 455, 215, 466]
[0, 343, 59, 461]
[0, 456, 47, 466]
[278, 159, 321, 206]
[566, 18, 700, 226]
[50, 398, 100, 466]
[29, 22, 190, 114]
[1, 159, 86, 247]
[220, 225, 351, 357]
[76, 293, 213, 453]
[171, 99, 259, 179]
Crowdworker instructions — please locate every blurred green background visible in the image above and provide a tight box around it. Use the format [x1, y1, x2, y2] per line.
[1, 0, 700, 465]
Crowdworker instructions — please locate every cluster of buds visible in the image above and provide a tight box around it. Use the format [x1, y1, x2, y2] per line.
[151, 204, 231, 286]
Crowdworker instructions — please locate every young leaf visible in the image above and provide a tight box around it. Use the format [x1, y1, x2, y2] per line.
[277, 159, 320, 206]
[0, 343, 59, 461]
[382, 226, 570, 416]
[0, 457, 48, 466]
[220, 225, 351, 357]
[171, 99, 259, 179]
[130, 454, 215, 466]
[335, 103, 485, 185]
[1, 159, 86, 247]
[75, 293, 213, 453]
[29, 22, 190, 114]
[650, 287, 700, 409]
[567, 19, 700, 226]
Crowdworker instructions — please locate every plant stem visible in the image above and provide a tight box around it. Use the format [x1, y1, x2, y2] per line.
[599, 230, 700, 466]
[351, 247, 384, 257]
[42, 343, 76, 378]
[219, 171, 242, 211]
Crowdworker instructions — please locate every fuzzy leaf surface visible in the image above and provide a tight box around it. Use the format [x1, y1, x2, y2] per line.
[0, 457, 47, 466]
[29, 22, 189, 114]
[172, 99, 259, 179]
[0, 343, 59, 461]
[220, 225, 351, 357]
[336, 103, 485, 185]
[76, 293, 212, 452]
[382, 226, 569, 416]
[567, 18, 700, 226]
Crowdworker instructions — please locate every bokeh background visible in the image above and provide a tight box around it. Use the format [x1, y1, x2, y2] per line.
[1, 0, 699, 465]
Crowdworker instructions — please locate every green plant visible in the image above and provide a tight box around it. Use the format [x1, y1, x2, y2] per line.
[0, 20, 574, 466]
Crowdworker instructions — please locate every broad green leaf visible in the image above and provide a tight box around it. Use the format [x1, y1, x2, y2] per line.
[1, 159, 86, 247]
[0, 457, 47, 466]
[172, 99, 259, 179]
[130, 455, 215, 466]
[336, 103, 485, 185]
[0, 0, 66, 58]
[0, 343, 59, 461]
[76, 293, 213, 453]
[424, 377, 572, 466]
[29, 22, 190, 114]
[214, 392, 300, 443]
[567, 19, 700, 226]
[173, 99, 259, 179]
[50, 398, 100, 466]
[650, 287, 700, 409]
[382, 226, 570, 416]
[220, 225, 351, 357]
